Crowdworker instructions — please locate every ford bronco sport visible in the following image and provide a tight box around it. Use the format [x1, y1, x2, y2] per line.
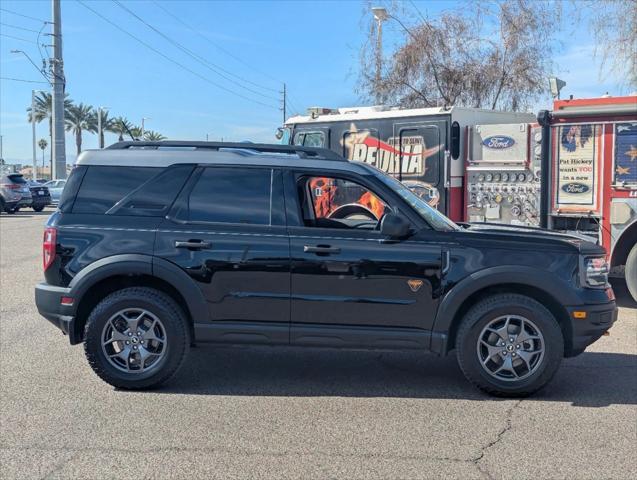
[35, 141, 617, 396]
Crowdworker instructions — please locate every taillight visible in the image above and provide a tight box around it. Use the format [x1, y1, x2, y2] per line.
[43, 227, 57, 271]
[1, 183, 19, 190]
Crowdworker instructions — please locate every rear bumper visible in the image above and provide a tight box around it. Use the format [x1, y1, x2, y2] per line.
[565, 301, 617, 356]
[31, 196, 51, 206]
[35, 282, 80, 344]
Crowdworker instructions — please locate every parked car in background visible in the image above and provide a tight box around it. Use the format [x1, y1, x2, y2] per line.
[44, 179, 66, 205]
[27, 180, 51, 212]
[0, 174, 32, 214]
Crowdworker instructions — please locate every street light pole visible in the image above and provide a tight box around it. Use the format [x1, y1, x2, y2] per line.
[371, 7, 388, 105]
[51, 0, 67, 179]
[32, 90, 37, 180]
[141, 117, 150, 139]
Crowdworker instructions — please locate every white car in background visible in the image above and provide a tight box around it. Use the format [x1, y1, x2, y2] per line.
[43, 179, 66, 205]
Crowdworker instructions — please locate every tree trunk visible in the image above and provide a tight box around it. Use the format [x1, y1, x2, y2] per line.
[76, 129, 82, 156]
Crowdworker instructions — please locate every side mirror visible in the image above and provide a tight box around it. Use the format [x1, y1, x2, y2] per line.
[380, 213, 411, 239]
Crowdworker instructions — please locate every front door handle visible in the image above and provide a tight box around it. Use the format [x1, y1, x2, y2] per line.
[175, 240, 211, 250]
[304, 245, 341, 255]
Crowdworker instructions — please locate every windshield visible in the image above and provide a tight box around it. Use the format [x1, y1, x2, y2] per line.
[366, 166, 460, 232]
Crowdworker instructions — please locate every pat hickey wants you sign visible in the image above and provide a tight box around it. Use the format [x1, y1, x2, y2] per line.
[555, 124, 599, 210]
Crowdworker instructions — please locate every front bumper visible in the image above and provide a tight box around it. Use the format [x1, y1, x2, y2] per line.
[565, 301, 617, 356]
[35, 282, 80, 344]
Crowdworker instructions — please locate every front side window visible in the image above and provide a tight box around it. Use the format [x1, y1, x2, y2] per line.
[293, 131, 325, 148]
[187, 167, 272, 225]
[299, 175, 388, 230]
[614, 122, 637, 185]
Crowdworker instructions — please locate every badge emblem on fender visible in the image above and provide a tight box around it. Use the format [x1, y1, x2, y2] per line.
[407, 279, 423, 292]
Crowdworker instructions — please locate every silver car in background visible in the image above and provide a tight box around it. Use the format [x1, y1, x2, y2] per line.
[0, 174, 33, 214]
[43, 179, 66, 205]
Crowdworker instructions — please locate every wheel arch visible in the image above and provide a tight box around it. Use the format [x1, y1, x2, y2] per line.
[432, 266, 575, 356]
[610, 219, 637, 268]
[69, 255, 207, 344]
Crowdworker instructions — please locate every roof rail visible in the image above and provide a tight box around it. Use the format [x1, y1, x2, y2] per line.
[106, 141, 346, 161]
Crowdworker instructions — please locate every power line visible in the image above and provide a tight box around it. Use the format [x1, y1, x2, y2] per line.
[151, 0, 282, 88]
[0, 32, 37, 44]
[0, 76, 49, 84]
[78, 1, 277, 109]
[0, 8, 48, 23]
[0, 22, 41, 33]
[113, 0, 279, 102]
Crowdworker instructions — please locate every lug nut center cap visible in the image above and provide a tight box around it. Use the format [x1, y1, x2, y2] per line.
[506, 344, 514, 352]
[131, 337, 139, 344]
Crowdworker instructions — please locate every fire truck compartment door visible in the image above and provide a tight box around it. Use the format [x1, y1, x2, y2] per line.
[395, 123, 447, 212]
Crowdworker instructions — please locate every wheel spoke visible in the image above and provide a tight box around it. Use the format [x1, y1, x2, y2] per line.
[101, 308, 167, 375]
[494, 355, 518, 377]
[516, 324, 541, 344]
[517, 349, 536, 371]
[480, 339, 502, 364]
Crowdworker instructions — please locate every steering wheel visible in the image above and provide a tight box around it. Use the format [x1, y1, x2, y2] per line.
[327, 204, 378, 221]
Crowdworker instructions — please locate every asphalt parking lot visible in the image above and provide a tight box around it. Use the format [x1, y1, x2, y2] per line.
[0, 208, 635, 479]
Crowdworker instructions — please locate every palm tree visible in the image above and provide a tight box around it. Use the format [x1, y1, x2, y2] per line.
[65, 103, 97, 155]
[129, 126, 143, 141]
[110, 116, 134, 142]
[143, 130, 166, 141]
[96, 109, 115, 148]
[27, 92, 73, 168]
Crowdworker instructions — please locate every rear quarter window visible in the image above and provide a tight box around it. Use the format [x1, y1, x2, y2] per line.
[72, 166, 157, 214]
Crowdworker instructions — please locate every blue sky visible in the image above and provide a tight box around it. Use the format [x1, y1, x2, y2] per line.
[0, 0, 629, 165]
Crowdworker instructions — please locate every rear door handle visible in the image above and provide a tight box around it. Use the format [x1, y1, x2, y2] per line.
[175, 240, 211, 250]
[304, 245, 341, 254]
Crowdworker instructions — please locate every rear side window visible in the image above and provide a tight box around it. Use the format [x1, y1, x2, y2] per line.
[72, 166, 156, 214]
[7, 174, 27, 184]
[58, 166, 87, 213]
[185, 167, 272, 225]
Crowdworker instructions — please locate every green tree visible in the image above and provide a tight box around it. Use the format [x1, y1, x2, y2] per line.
[111, 117, 134, 141]
[143, 130, 166, 141]
[26, 92, 73, 168]
[65, 103, 97, 155]
[96, 109, 115, 148]
[129, 126, 143, 140]
[38, 138, 48, 175]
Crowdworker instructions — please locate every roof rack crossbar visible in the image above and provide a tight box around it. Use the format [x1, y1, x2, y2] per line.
[106, 141, 345, 161]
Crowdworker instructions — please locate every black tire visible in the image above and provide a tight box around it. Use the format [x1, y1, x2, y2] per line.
[4, 207, 16, 214]
[625, 244, 637, 302]
[84, 287, 190, 389]
[32, 205, 45, 212]
[456, 294, 563, 397]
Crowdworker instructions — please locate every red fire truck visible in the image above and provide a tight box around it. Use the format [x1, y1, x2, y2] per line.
[538, 95, 637, 300]
[281, 105, 534, 222]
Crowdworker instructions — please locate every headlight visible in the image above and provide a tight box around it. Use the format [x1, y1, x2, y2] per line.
[583, 257, 609, 288]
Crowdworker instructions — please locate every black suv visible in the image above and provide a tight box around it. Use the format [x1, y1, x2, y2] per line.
[35, 141, 617, 396]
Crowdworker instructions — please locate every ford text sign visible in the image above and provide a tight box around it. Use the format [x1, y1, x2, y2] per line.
[561, 182, 590, 194]
[482, 135, 516, 149]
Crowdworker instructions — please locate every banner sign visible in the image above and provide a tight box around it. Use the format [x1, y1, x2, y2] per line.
[614, 122, 637, 185]
[555, 124, 600, 208]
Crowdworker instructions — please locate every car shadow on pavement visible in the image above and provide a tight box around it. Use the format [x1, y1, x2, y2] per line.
[143, 346, 636, 407]
[0, 209, 54, 219]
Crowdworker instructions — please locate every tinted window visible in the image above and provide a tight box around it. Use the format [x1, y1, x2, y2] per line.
[7, 174, 27, 184]
[73, 166, 156, 214]
[187, 167, 272, 224]
[59, 166, 87, 213]
[109, 165, 194, 216]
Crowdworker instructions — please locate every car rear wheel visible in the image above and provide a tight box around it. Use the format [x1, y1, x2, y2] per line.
[625, 244, 637, 302]
[84, 287, 190, 389]
[456, 294, 563, 397]
[32, 205, 45, 212]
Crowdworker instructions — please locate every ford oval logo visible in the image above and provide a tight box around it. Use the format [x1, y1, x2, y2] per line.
[482, 135, 515, 149]
[561, 182, 590, 194]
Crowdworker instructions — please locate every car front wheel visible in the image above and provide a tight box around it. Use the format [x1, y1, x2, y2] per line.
[84, 287, 190, 389]
[456, 293, 563, 397]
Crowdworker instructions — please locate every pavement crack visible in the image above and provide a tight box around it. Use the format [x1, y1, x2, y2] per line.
[471, 399, 523, 480]
[42, 450, 79, 480]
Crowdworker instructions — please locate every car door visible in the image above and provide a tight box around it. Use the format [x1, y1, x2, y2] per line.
[154, 166, 290, 344]
[284, 170, 442, 347]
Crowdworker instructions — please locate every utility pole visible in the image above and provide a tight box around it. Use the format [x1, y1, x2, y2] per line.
[97, 106, 109, 148]
[51, 0, 66, 179]
[32, 90, 37, 180]
[280, 83, 286, 124]
[371, 7, 387, 105]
